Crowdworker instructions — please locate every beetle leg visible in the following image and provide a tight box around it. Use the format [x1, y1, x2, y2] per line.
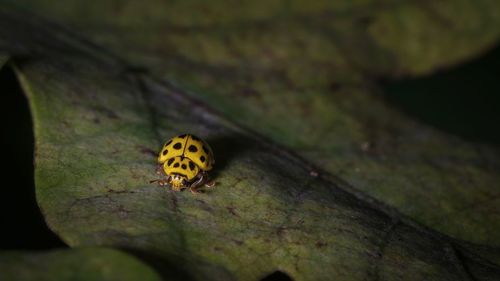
[204, 180, 216, 188]
[199, 171, 215, 188]
[150, 175, 170, 187]
[161, 175, 171, 187]
[189, 173, 206, 194]
[155, 164, 163, 175]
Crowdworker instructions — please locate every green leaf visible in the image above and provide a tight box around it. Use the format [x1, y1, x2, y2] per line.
[9, 43, 500, 281]
[1, 2, 500, 281]
[11, 0, 500, 246]
[16, 0, 500, 75]
[0, 247, 162, 281]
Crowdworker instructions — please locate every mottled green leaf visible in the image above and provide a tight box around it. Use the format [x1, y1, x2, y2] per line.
[6, 43, 500, 281]
[0, 248, 162, 281]
[1, 2, 500, 281]
[15, 0, 500, 76]
[13, 51, 498, 281]
[10, 0, 500, 246]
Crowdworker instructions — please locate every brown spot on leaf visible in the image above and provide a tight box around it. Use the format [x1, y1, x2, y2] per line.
[117, 205, 130, 219]
[240, 87, 259, 97]
[137, 146, 157, 157]
[316, 241, 328, 248]
[171, 195, 178, 212]
[329, 82, 342, 92]
[105, 110, 119, 119]
[357, 16, 374, 28]
[231, 239, 244, 246]
[226, 206, 239, 217]
[106, 187, 136, 194]
[276, 227, 286, 236]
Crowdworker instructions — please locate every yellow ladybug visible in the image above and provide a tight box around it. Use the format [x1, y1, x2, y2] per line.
[153, 134, 215, 193]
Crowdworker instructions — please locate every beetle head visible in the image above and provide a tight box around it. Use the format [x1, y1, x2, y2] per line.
[169, 174, 188, 190]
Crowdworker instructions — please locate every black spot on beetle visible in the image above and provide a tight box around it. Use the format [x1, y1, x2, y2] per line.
[188, 145, 198, 152]
[202, 145, 209, 154]
[181, 164, 187, 169]
[178, 134, 187, 138]
[164, 140, 172, 147]
[174, 163, 180, 168]
[200, 156, 206, 163]
[173, 142, 182, 149]
[191, 135, 201, 141]
[162, 149, 168, 156]
[167, 158, 174, 166]
[189, 161, 195, 170]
